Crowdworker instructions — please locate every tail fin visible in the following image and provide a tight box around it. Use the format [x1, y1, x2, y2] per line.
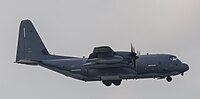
[15, 20, 50, 63]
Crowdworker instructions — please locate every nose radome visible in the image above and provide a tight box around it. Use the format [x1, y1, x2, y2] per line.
[183, 63, 189, 72]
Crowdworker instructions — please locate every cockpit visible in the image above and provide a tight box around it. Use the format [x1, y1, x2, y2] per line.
[169, 56, 182, 64]
[169, 56, 178, 61]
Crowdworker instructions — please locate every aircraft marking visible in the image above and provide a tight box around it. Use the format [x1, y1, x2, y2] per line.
[71, 69, 81, 72]
[148, 64, 157, 67]
[23, 28, 26, 38]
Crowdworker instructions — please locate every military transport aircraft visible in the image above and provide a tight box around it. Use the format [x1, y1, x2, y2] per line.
[14, 20, 189, 86]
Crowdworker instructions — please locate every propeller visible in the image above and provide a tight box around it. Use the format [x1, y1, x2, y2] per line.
[130, 43, 139, 71]
[130, 43, 139, 59]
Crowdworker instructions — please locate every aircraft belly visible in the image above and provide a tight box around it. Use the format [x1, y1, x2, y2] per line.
[101, 76, 121, 80]
[136, 73, 161, 78]
[100, 74, 137, 80]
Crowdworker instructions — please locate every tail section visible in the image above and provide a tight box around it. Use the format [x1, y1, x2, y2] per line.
[15, 20, 50, 64]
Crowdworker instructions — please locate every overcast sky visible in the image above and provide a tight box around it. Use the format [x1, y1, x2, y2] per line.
[1, 0, 200, 99]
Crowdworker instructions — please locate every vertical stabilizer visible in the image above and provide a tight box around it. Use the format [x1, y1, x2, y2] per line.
[16, 20, 50, 62]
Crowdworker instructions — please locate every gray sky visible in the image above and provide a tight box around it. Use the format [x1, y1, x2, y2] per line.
[1, 0, 199, 99]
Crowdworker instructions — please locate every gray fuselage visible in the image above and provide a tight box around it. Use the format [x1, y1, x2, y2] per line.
[35, 53, 189, 82]
[15, 20, 189, 86]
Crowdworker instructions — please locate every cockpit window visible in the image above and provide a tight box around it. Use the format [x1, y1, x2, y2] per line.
[169, 56, 178, 61]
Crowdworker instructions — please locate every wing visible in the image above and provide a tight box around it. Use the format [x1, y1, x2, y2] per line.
[86, 46, 124, 69]
[88, 46, 115, 59]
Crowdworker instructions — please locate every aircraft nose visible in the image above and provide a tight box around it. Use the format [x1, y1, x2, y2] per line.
[182, 63, 189, 72]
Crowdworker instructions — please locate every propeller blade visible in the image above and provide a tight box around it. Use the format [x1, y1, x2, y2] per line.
[130, 43, 136, 56]
[131, 43, 134, 53]
[137, 49, 140, 55]
[131, 43, 135, 53]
